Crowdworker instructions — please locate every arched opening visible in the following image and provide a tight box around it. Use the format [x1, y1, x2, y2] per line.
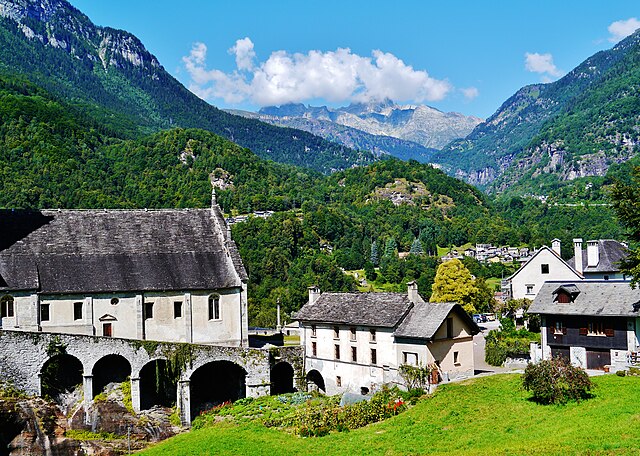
[270, 362, 295, 395]
[92, 354, 132, 398]
[0, 295, 14, 320]
[190, 361, 246, 420]
[306, 369, 325, 393]
[40, 354, 83, 400]
[139, 360, 177, 410]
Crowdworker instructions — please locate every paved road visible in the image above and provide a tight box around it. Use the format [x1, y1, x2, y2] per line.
[473, 319, 519, 375]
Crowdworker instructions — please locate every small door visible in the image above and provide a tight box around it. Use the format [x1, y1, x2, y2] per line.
[103, 323, 112, 337]
[586, 350, 610, 370]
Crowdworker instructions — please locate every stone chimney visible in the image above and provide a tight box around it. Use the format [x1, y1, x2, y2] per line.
[573, 239, 583, 274]
[587, 240, 600, 267]
[407, 281, 419, 303]
[551, 238, 561, 256]
[308, 285, 321, 305]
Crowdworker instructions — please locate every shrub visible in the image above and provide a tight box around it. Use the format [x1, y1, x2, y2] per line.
[522, 357, 592, 405]
[485, 323, 540, 367]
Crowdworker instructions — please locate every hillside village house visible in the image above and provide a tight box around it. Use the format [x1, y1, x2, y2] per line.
[502, 238, 628, 302]
[529, 281, 640, 371]
[294, 282, 479, 395]
[0, 207, 249, 346]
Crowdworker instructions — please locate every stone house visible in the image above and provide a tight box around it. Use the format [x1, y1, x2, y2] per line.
[529, 281, 640, 371]
[294, 283, 479, 395]
[0, 207, 249, 346]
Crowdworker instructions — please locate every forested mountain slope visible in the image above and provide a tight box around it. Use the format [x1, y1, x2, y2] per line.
[0, 0, 373, 173]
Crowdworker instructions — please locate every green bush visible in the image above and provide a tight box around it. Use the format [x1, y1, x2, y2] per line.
[522, 357, 592, 405]
[485, 322, 540, 367]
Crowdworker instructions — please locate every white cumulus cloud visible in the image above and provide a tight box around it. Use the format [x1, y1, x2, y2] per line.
[182, 38, 453, 107]
[460, 87, 479, 101]
[608, 17, 640, 43]
[524, 52, 564, 81]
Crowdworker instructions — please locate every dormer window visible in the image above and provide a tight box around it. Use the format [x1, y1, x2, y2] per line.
[552, 284, 581, 303]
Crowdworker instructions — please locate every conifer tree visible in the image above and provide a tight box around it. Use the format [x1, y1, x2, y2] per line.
[370, 240, 379, 266]
[410, 238, 423, 255]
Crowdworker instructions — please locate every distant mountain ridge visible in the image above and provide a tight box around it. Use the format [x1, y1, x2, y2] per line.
[434, 29, 640, 194]
[251, 99, 482, 153]
[0, 0, 374, 173]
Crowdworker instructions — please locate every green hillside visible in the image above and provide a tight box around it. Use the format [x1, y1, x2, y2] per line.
[0, 1, 373, 173]
[140, 374, 640, 455]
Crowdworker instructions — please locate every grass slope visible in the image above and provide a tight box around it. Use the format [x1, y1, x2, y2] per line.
[140, 374, 640, 455]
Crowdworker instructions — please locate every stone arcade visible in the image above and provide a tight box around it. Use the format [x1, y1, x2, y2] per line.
[0, 206, 303, 425]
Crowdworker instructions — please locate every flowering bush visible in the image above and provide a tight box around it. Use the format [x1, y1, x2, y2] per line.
[522, 357, 592, 405]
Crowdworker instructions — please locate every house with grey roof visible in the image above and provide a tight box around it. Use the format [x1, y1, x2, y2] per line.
[293, 282, 479, 395]
[0, 207, 249, 346]
[501, 238, 629, 302]
[529, 281, 640, 371]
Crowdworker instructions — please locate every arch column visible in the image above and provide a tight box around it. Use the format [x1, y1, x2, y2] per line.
[83, 374, 93, 425]
[130, 377, 141, 413]
[246, 375, 270, 398]
[178, 379, 191, 427]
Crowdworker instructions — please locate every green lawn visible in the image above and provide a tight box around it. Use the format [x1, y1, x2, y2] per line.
[139, 374, 640, 455]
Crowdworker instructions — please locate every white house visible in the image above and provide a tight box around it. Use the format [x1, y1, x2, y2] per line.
[293, 283, 479, 395]
[0, 207, 249, 346]
[502, 238, 629, 302]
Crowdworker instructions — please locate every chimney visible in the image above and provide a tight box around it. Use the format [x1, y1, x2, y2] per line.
[551, 238, 561, 256]
[587, 240, 600, 267]
[308, 285, 321, 305]
[573, 239, 583, 274]
[407, 281, 419, 303]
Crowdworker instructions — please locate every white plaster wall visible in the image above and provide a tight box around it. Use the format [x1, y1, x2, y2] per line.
[509, 249, 580, 300]
[570, 346, 586, 368]
[190, 289, 244, 346]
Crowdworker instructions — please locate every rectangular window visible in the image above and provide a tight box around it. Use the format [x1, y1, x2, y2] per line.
[334, 344, 340, 360]
[588, 321, 605, 336]
[333, 326, 340, 339]
[526, 284, 534, 294]
[541, 264, 550, 274]
[370, 329, 376, 342]
[311, 341, 317, 357]
[174, 301, 182, 318]
[40, 303, 50, 322]
[554, 321, 567, 335]
[73, 301, 83, 321]
[336, 376, 342, 387]
[446, 317, 454, 339]
[350, 327, 356, 341]
[371, 348, 377, 365]
[311, 325, 317, 337]
[454, 351, 460, 365]
[144, 302, 154, 319]
[208, 295, 220, 320]
[1, 297, 14, 318]
[351, 346, 357, 362]
[403, 352, 418, 366]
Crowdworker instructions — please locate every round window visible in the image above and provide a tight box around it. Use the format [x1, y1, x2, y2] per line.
[110, 298, 119, 305]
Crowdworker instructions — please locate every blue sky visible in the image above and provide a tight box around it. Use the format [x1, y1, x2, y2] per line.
[71, 0, 639, 119]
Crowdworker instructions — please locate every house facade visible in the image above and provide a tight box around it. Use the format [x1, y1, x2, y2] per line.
[0, 207, 249, 346]
[529, 281, 640, 370]
[294, 283, 479, 395]
[502, 238, 629, 302]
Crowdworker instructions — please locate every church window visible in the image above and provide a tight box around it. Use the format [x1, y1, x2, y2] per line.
[40, 303, 50, 322]
[174, 301, 182, 318]
[1, 295, 14, 318]
[209, 295, 220, 320]
[73, 302, 83, 320]
[144, 302, 154, 319]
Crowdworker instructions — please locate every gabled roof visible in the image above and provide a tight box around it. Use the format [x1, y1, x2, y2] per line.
[529, 281, 640, 317]
[568, 240, 628, 274]
[394, 302, 480, 340]
[552, 284, 581, 301]
[505, 245, 583, 282]
[0, 208, 247, 293]
[294, 292, 413, 327]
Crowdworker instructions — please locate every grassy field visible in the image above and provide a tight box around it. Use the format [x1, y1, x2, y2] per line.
[140, 374, 640, 455]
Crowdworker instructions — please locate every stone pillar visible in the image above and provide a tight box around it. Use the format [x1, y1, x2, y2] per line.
[245, 375, 270, 398]
[135, 294, 144, 339]
[130, 377, 141, 413]
[83, 374, 93, 425]
[178, 380, 191, 427]
[184, 292, 193, 343]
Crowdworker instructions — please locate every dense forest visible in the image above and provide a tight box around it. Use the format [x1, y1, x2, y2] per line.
[0, 71, 627, 326]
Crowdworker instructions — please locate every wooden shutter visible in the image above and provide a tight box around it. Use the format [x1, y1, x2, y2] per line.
[579, 327, 587, 336]
[605, 328, 614, 337]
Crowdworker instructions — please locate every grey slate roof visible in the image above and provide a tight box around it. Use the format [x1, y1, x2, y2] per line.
[529, 281, 640, 317]
[394, 302, 480, 340]
[0, 208, 247, 293]
[293, 292, 412, 327]
[568, 240, 628, 274]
